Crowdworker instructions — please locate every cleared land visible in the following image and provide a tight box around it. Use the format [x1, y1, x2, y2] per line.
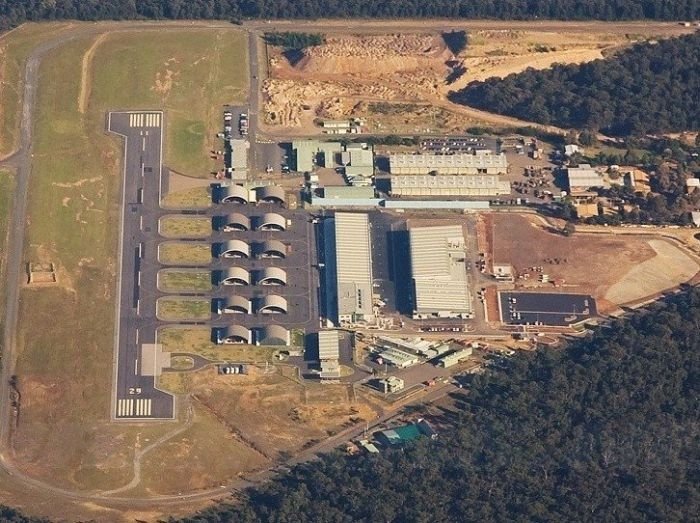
[158, 241, 211, 265]
[605, 239, 699, 305]
[156, 297, 211, 321]
[490, 214, 699, 313]
[159, 215, 212, 238]
[157, 269, 212, 293]
[13, 26, 248, 495]
[263, 28, 680, 135]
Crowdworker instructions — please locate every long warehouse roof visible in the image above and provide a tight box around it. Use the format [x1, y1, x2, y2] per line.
[390, 153, 508, 169]
[318, 330, 340, 361]
[335, 212, 373, 319]
[409, 225, 472, 315]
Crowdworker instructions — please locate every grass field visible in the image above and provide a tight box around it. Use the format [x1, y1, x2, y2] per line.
[156, 297, 211, 321]
[160, 186, 212, 209]
[13, 26, 248, 493]
[0, 23, 73, 157]
[158, 241, 212, 265]
[90, 29, 248, 178]
[159, 215, 212, 238]
[157, 327, 277, 362]
[157, 269, 212, 293]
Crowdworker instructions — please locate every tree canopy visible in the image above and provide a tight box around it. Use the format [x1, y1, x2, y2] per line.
[450, 33, 700, 136]
[2, 0, 700, 30]
[176, 289, 700, 522]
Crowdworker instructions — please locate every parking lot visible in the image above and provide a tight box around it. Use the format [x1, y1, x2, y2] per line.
[499, 291, 597, 326]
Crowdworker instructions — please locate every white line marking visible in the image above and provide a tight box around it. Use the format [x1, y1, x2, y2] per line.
[135, 328, 139, 344]
[134, 359, 139, 375]
[146, 399, 152, 416]
[142, 137, 146, 151]
[129, 399, 134, 416]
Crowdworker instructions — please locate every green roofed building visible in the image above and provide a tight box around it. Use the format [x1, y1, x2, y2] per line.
[375, 420, 437, 446]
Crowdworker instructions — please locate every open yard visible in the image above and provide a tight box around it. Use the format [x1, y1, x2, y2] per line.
[489, 214, 699, 312]
[158, 241, 211, 265]
[160, 366, 375, 461]
[157, 269, 212, 293]
[12, 25, 249, 496]
[156, 297, 211, 321]
[159, 215, 212, 238]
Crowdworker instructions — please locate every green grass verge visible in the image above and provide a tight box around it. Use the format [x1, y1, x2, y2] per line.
[159, 215, 212, 238]
[158, 327, 277, 362]
[0, 23, 73, 156]
[158, 241, 211, 265]
[158, 269, 212, 293]
[161, 186, 212, 209]
[90, 29, 248, 178]
[156, 297, 211, 321]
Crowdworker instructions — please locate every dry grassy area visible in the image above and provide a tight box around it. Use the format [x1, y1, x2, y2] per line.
[158, 241, 211, 265]
[156, 297, 211, 321]
[159, 215, 212, 239]
[157, 269, 212, 293]
[263, 28, 676, 135]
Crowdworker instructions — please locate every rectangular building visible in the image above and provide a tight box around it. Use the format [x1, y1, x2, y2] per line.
[437, 347, 473, 368]
[390, 152, 508, 175]
[566, 164, 606, 192]
[409, 225, 473, 319]
[391, 174, 510, 196]
[332, 213, 374, 324]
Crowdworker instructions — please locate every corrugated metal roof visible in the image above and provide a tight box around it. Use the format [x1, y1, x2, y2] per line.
[390, 153, 508, 170]
[335, 213, 374, 320]
[318, 330, 340, 361]
[409, 225, 472, 315]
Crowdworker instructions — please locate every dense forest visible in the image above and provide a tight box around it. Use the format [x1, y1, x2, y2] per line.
[174, 289, 700, 522]
[1, 0, 700, 29]
[451, 33, 700, 136]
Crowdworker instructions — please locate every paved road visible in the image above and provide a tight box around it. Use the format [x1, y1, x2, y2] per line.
[108, 111, 175, 420]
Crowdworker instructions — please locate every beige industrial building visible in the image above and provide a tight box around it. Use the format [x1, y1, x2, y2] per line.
[390, 152, 508, 175]
[317, 330, 341, 380]
[331, 212, 374, 324]
[391, 173, 511, 196]
[409, 225, 473, 320]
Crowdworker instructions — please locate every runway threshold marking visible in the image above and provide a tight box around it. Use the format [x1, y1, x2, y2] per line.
[116, 398, 152, 418]
[129, 112, 162, 128]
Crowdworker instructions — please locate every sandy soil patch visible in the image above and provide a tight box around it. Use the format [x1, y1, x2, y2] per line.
[604, 239, 699, 305]
[263, 30, 635, 134]
[78, 33, 108, 114]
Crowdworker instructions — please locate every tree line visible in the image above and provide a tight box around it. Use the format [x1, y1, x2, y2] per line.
[171, 289, 700, 522]
[450, 32, 700, 136]
[2, 286, 699, 521]
[2, 0, 700, 30]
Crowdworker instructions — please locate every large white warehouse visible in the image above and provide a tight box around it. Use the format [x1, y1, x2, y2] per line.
[391, 174, 511, 196]
[409, 225, 473, 320]
[390, 152, 508, 175]
[325, 212, 374, 325]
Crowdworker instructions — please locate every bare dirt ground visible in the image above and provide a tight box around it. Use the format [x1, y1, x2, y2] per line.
[604, 239, 699, 305]
[489, 214, 699, 313]
[261, 27, 687, 136]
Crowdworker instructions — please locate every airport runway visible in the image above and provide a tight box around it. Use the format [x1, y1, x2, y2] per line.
[108, 111, 175, 420]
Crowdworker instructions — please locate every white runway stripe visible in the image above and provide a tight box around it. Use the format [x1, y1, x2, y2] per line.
[116, 397, 152, 417]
